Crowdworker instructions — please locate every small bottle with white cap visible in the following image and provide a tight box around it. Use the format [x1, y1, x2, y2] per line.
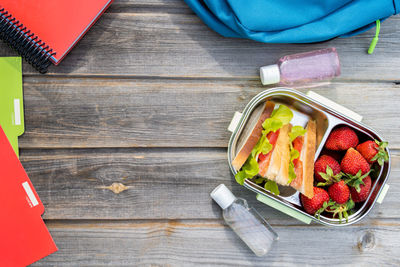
[210, 184, 278, 256]
[260, 47, 340, 86]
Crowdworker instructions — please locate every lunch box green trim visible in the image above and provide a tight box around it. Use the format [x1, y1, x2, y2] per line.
[256, 194, 312, 224]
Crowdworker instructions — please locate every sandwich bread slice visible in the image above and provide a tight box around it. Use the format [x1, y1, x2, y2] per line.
[232, 101, 275, 171]
[290, 121, 316, 198]
[259, 123, 291, 184]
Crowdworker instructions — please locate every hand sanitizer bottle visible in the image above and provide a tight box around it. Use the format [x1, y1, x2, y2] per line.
[210, 184, 278, 256]
[260, 47, 340, 85]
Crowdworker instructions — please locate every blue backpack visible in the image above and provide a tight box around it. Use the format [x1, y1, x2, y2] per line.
[184, 0, 399, 52]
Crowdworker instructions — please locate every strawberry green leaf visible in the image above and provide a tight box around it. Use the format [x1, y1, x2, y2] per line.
[372, 140, 389, 166]
[346, 198, 355, 210]
[344, 170, 370, 192]
[317, 166, 342, 187]
[320, 172, 329, 179]
[326, 165, 333, 176]
[371, 153, 379, 162]
[375, 139, 388, 149]
[324, 199, 354, 224]
[315, 200, 329, 220]
[315, 200, 336, 220]
[326, 166, 333, 177]
[342, 211, 348, 222]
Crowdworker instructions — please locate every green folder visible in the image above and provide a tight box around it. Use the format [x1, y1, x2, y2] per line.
[0, 57, 24, 157]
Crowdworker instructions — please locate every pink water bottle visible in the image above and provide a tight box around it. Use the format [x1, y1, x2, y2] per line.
[260, 48, 341, 86]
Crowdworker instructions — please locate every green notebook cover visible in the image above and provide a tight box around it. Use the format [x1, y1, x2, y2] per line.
[0, 57, 24, 157]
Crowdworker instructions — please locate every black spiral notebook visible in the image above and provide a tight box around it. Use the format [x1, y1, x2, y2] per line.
[0, 0, 113, 73]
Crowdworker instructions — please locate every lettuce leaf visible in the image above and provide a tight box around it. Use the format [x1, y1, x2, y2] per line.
[269, 105, 293, 125]
[289, 125, 307, 142]
[254, 177, 265, 184]
[288, 148, 300, 184]
[290, 147, 300, 161]
[262, 118, 283, 134]
[251, 134, 273, 158]
[264, 180, 280, 195]
[235, 156, 259, 185]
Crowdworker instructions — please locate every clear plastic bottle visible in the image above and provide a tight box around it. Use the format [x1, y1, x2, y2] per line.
[210, 184, 278, 256]
[260, 47, 340, 85]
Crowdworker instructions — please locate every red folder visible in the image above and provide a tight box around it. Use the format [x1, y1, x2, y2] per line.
[0, 126, 57, 266]
[1, 0, 113, 64]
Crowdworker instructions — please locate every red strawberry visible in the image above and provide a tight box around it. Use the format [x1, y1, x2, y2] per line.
[325, 126, 359, 151]
[314, 155, 341, 183]
[301, 187, 329, 215]
[350, 176, 372, 203]
[341, 148, 370, 176]
[356, 140, 389, 166]
[328, 181, 350, 204]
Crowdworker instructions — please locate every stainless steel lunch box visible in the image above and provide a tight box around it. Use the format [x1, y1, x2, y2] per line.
[227, 88, 391, 226]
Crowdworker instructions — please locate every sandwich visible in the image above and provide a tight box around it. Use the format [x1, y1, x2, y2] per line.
[233, 102, 316, 198]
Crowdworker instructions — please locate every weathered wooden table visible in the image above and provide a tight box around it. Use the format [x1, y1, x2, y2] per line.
[1, 0, 399, 266]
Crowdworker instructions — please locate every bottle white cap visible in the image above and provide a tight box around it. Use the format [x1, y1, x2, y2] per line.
[260, 64, 280, 85]
[210, 184, 236, 209]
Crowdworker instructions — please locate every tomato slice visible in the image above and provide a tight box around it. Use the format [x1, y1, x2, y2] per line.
[290, 160, 303, 187]
[258, 152, 267, 162]
[268, 129, 280, 146]
[292, 136, 304, 165]
[258, 129, 280, 176]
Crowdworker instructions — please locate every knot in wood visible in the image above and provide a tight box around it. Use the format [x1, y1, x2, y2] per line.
[357, 231, 376, 252]
[106, 182, 129, 194]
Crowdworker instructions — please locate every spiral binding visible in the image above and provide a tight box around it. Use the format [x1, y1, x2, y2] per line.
[0, 7, 56, 73]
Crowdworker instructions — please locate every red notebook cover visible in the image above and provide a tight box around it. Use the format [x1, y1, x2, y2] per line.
[0, 126, 57, 266]
[1, 0, 113, 64]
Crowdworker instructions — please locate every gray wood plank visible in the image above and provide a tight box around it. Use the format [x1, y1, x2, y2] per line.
[107, 0, 191, 14]
[1, 9, 399, 79]
[31, 220, 400, 266]
[21, 148, 399, 221]
[20, 77, 400, 148]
